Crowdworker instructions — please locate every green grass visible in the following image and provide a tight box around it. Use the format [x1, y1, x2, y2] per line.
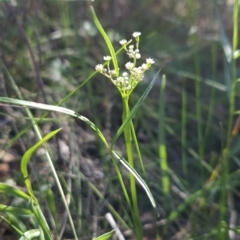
[0, 0, 240, 239]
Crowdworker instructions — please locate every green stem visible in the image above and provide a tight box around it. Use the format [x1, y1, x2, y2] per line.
[188, 0, 204, 163]
[218, 1, 238, 238]
[181, 79, 187, 175]
[122, 96, 142, 240]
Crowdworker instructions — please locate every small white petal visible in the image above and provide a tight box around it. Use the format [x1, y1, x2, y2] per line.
[141, 63, 148, 70]
[95, 64, 104, 71]
[135, 53, 141, 59]
[120, 39, 127, 45]
[103, 56, 112, 61]
[146, 58, 155, 64]
[125, 62, 134, 69]
[133, 32, 141, 38]
[133, 67, 142, 74]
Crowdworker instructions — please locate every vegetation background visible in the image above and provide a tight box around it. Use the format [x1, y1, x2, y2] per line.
[0, 0, 240, 239]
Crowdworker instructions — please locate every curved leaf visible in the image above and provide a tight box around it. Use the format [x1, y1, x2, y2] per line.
[0, 97, 109, 149]
[0, 183, 30, 200]
[93, 230, 115, 240]
[112, 150, 157, 210]
[90, 6, 119, 76]
[21, 128, 62, 197]
[0, 204, 32, 215]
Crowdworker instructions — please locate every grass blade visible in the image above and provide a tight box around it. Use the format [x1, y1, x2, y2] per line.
[90, 6, 119, 75]
[93, 230, 115, 240]
[0, 183, 30, 200]
[0, 97, 109, 147]
[112, 150, 157, 210]
[21, 129, 62, 197]
[158, 75, 169, 195]
[0, 205, 32, 215]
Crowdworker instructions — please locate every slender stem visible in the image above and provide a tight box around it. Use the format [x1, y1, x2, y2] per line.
[181, 79, 187, 175]
[122, 96, 142, 240]
[159, 75, 169, 195]
[219, 1, 238, 237]
[188, 0, 204, 163]
[131, 122, 146, 177]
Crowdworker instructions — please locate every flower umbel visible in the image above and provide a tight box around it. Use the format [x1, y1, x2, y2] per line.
[95, 32, 154, 97]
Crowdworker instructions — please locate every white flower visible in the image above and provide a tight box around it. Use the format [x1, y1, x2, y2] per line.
[117, 77, 124, 83]
[146, 58, 155, 64]
[103, 56, 111, 61]
[95, 64, 104, 72]
[133, 67, 142, 74]
[125, 62, 134, 69]
[141, 63, 148, 70]
[133, 32, 141, 38]
[120, 39, 127, 45]
[111, 70, 117, 75]
[122, 72, 128, 77]
[129, 45, 134, 49]
[135, 53, 141, 59]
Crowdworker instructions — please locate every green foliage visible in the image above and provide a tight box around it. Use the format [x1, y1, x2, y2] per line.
[0, 1, 240, 240]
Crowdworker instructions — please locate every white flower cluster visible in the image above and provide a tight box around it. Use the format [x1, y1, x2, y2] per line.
[95, 32, 155, 96]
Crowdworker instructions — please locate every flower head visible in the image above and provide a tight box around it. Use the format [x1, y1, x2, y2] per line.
[103, 56, 111, 61]
[95, 64, 104, 72]
[135, 53, 141, 59]
[95, 32, 154, 97]
[125, 62, 134, 70]
[133, 32, 141, 38]
[146, 58, 155, 64]
[119, 39, 127, 45]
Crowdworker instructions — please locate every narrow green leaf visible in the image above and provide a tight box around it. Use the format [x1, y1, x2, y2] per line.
[45, 188, 58, 227]
[111, 71, 160, 146]
[0, 183, 30, 200]
[5, 213, 27, 233]
[158, 75, 170, 195]
[19, 229, 40, 240]
[0, 204, 32, 215]
[93, 230, 115, 240]
[21, 128, 62, 197]
[168, 183, 213, 223]
[0, 97, 109, 148]
[112, 150, 157, 210]
[215, 1, 231, 97]
[166, 67, 227, 91]
[90, 6, 119, 75]
[0, 215, 25, 237]
[31, 204, 52, 240]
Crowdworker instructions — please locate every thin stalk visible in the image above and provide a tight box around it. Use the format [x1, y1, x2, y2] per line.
[204, 42, 218, 138]
[188, 0, 204, 162]
[218, 0, 239, 238]
[122, 96, 142, 240]
[158, 75, 169, 196]
[181, 79, 187, 175]
[131, 122, 146, 177]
